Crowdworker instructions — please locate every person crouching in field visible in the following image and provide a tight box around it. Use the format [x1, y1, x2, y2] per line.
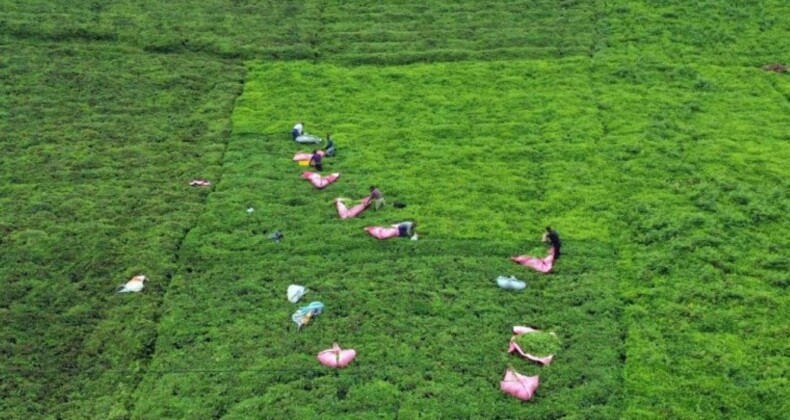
[396, 221, 417, 239]
[369, 185, 385, 210]
[542, 226, 561, 262]
[309, 149, 324, 171]
[292, 122, 304, 140]
[325, 134, 336, 157]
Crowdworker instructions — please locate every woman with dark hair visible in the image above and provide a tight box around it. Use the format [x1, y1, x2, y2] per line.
[309, 149, 323, 171]
[542, 226, 561, 261]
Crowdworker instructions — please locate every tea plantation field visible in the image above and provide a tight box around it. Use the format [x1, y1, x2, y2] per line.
[1, 1, 788, 418]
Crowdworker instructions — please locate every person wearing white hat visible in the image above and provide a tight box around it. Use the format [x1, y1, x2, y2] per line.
[292, 122, 304, 140]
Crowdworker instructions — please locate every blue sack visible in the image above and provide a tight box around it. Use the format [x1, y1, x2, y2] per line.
[496, 276, 526, 290]
[292, 301, 325, 328]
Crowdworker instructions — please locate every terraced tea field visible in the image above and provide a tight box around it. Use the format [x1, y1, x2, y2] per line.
[1, 1, 787, 418]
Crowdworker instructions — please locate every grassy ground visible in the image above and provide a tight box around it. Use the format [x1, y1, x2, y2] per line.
[1, 1, 788, 418]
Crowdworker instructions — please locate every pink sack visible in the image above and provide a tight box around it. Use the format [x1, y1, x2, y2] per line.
[511, 247, 555, 273]
[500, 368, 539, 401]
[336, 197, 372, 219]
[293, 150, 324, 161]
[317, 343, 357, 368]
[364, 226, 400, 240]
[301, 172, 340, 189]
[509, 326, 555, 365]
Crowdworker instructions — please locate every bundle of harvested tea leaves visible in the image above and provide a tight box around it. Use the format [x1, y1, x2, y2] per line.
[512, 331, 561, 357]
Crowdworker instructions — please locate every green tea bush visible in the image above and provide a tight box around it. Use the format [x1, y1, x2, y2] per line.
[513, 332, 562, 357]
[126, 60, 630, 418]
[0, 42, 244, 418]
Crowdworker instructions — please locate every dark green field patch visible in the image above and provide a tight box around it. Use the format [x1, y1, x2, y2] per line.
[600, 0, 789, 66]
[1, 0, 602, 63]
[0, 42, 243, 418]
[592, 61, 789, 418]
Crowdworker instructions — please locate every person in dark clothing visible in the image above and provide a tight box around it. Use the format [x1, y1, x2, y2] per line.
[396, 221, 417, 238]
[542, 226, 561, 261]
[309, 149, 323, 171]
[324, 134, 336, 157]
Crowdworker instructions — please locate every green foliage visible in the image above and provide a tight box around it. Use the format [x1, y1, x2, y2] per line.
[130, 59, 618, 417]
[514, 332, 562, 357]
[0, 42, 244, 418]
[1, 1, 788, 419]
[1, 0, 600, 64]
[597, 61, 790, 418]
